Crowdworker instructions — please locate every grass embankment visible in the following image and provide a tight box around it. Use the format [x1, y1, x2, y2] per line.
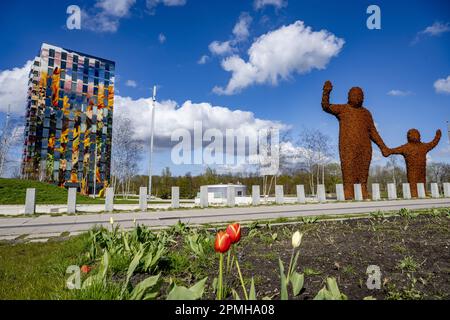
[0, 178, 138, 205]
[0, 234, 89, 299]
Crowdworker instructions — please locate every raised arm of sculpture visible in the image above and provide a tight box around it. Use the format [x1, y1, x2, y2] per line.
[321, 80, 346, 116]
[425, 129, 442, 152]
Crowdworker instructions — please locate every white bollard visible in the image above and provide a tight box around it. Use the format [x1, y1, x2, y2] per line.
[252, 185, 260, 206]
[317, 184, 326, 203]
[296, 185, 306, 203]
[417, 183, 426, 199]
[139, 187, 147, 211]
[371, 183, 380, 201]
[353, 184, 363, 201]
[105, 188, 114, 212]
[200, 186, 208, 208]
[444, 183, 450, 198]
[25, 188, 36, 215]
[275, 185, 284, 204]
[67, 188, 77, 214]
[226, 185, 235, 207]
[387, 183, 397, 200]
[431, 183, 440, 198]
[171, 187, 180, 209]
[402, 183, 411, 200]
[335, 184, 345, 201]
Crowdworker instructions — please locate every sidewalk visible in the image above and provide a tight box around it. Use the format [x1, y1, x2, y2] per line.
[0, 198, 449, 241]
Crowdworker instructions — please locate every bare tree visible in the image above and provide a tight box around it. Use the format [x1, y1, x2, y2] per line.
[427, 162, 450, 184]
[258, 128, 291, 199]
[298, 128, 334, 195]
[111, 114, 143, 197]
[0, 108, 24, 178]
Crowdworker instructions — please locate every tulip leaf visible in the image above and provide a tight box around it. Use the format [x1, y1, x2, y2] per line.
[290, 272, 304, 296]
[167, 277, 208, 300]
[232, 289, 241, 300]
[278, 258, 288, 300]
[129, 274, 160, 300]
[249, 277, 256, 300]
[313, 277, 347, 300]
[189, 277, 208, 298]
[121, 249, 144, 297]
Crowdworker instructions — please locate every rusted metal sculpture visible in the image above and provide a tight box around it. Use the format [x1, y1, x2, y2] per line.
[322, 80, 388, 200]
[385, 129, 441, 198]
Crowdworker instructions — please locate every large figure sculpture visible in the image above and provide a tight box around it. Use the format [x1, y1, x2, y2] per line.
[321, 80, 388, 200]
[385, 129, 441, 198]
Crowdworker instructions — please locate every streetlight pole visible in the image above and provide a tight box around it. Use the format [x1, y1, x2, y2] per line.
[148, 86, 157, 201]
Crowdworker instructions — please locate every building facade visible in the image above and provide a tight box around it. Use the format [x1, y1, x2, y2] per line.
[21, 43, 115, 194]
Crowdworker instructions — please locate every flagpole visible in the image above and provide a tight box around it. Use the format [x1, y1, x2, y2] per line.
[148, 86, 157, 201]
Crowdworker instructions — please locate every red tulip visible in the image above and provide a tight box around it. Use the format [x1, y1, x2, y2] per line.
[214, 231, 231, 253]
[80, 265, 91, 274]
[226, 223, 241, 244]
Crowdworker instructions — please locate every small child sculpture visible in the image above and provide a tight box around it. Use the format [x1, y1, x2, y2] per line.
[385, 129, 441, 198]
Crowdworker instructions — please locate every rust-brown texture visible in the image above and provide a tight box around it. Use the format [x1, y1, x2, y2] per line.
[321, 80, 388, 200]
[386, 129, 441, 198]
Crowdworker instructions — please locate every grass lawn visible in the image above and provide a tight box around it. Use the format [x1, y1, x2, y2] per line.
[0, 178, 138, 205]
[0, 234, 89, 299]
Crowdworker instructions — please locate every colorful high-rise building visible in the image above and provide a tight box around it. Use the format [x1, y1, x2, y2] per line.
[21, 43, 115, 194]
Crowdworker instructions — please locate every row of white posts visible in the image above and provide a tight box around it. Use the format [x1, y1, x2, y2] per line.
[23, 182, 450, 214]
[197, 182, 450, 208]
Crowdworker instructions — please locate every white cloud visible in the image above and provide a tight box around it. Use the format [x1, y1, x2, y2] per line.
[232, 12, 252, 41]
[114, 95, 286, 147]
[214, 21, 344, 95]
[82, 0, 136, 33]
[0, 60, 32, 114]
[81, 11, 120, 32]
[208, 40, 235, 56]
[421, 21, 450, 36]
[434, 76, 450, 94]
[254, 0, 287, 10]
[146, 0, 186, 12]
[95, 0, 136, 17]
[197, 55, 210, 65]
[387, 90, 413, 97]
[412, 22, 450, 44]
[126, 80, 137, 87]
[158, 33, 166, 43]
[209, 12, 253, 57]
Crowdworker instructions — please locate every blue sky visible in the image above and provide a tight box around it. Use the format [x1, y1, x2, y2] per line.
[1, 0, 449, 176]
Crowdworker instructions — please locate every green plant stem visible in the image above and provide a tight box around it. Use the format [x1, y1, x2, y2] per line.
[235, 256, 249, 300]
[226, 250, 231, 273]
[218, 253, 223, 300]
[286, 248, 295, 284]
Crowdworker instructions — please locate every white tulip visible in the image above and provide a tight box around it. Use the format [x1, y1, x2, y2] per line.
[110, 217, 114, 225]
[292, 231, 303, 248]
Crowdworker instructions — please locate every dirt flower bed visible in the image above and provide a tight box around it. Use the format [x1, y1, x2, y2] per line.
[215, 215, 450, 300]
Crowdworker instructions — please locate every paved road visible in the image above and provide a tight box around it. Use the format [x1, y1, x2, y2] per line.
[0, 198, 449, 241]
